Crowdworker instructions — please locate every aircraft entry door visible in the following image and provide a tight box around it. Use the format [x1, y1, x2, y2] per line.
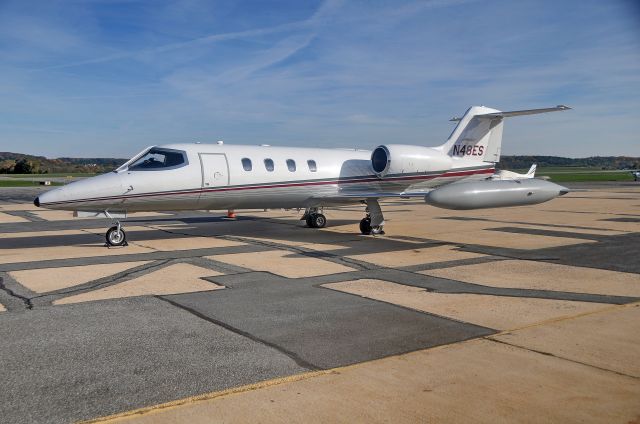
[199, 153, 230, 188]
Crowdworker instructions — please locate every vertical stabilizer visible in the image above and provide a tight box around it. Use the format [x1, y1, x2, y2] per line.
[436, 106, 504, 164]
[526, 164, 537, 177]
[436, 105, 570, 166]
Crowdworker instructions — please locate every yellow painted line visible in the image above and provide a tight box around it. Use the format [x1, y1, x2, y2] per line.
[83, 301, 640, 423]
[81, 370, 332, 423]
[82, 335, 483, 423]
[488, 301, 640, 337]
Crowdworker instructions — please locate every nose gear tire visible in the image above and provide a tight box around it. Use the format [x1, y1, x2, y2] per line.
[106, 226, 127, 247]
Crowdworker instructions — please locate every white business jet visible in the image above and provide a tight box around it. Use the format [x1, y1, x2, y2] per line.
[35, 105, 571, 246]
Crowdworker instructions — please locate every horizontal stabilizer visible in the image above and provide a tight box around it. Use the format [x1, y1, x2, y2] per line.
[478, 105, 571, 119]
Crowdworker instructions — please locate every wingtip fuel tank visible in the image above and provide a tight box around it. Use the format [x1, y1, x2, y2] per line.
[424, 179, 569, 210]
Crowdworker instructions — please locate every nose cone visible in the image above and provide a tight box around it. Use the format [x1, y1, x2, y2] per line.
[36, 172, 123, 210]
[37, 186, 66, 209]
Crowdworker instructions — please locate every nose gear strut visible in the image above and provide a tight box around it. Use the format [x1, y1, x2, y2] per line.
[104, 211, 128, 247]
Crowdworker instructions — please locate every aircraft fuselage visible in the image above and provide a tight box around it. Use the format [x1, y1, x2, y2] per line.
[34, 104, 571, 244]
[36, 143, 493, 213]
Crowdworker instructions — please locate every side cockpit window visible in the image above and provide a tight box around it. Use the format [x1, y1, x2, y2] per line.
[128, 148, 187, 171]
[242, 158, 252, 171]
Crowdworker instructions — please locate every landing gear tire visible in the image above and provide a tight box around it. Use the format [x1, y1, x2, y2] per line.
[310, 213, 327, 228]
[360, 217, 384, 235]
[303, 208, 326, 229]
[106, 226, 127, 247]
[371, 226, 385, 235]
[359, 217, 372, 235]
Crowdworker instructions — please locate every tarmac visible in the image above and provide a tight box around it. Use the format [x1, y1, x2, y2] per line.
[0, 183, 638, 423]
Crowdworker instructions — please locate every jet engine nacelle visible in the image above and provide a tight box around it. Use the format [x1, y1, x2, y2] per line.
[371, 144, 452, 178]
[424, 179, 568, 210]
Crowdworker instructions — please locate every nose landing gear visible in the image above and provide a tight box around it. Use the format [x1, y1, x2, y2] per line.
[106, 224, 127, 247]
[104, 212, 128, 247]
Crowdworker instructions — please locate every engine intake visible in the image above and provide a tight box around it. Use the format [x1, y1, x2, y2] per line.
[371, 146, 390, 175]
[371, 144, 451, 178]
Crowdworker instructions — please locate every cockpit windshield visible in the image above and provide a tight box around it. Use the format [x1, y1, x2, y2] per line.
[125, 148, 188, 171]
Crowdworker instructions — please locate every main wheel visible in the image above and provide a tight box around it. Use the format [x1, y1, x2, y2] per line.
[371, 225, 385, 235]
[305, 214, 315, 228]
[311, 213, 327, 228]
[359, 217, 372, 235]
[106, 226, 127, 247]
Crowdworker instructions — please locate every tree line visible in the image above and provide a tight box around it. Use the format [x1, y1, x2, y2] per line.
[0, 153, 126, 174]
[1, 152, 638, 174]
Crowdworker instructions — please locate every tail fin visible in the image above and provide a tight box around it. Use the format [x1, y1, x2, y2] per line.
[437, 105, 570, 164]
[489, 163, 537, 181]
[526, 164, 537, 178]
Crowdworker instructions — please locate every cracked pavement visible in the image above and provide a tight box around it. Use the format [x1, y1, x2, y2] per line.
[0, 184, 639, 423]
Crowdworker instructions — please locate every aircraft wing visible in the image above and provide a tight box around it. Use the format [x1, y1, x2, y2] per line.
[310, 191, 429, 201]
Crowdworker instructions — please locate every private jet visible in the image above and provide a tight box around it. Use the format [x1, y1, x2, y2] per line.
[35, 105, 571, 246]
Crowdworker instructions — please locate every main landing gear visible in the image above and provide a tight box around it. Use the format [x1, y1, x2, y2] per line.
[303, 207, 327, 228]
[360, 198, 385, 235]
[104, 212, 127, 247]
[302, 199, 386, 235]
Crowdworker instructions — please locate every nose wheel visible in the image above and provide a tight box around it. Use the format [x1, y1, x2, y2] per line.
[105, 222, 127, 247]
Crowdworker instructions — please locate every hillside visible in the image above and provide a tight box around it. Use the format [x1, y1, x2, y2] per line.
[498, 156, 640, 170]
[0, 152, 126, 174]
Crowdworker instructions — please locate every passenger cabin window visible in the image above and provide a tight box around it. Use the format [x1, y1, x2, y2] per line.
[241, 158, 252, 171]
[307, 160, 317, 172]
[286, 159, 296, 172]
[264, 158, 274, 172]
[128, 148, 187, 171]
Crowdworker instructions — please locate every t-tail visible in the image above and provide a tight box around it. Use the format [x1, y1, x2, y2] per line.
[423, 104, 571, 209]
[436, 105, 571, 166]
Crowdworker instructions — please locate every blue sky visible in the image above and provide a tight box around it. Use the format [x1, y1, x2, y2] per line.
[1, 0, 639, 158]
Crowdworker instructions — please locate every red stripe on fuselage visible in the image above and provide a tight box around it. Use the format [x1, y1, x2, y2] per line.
[41, 167, 494, 207]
